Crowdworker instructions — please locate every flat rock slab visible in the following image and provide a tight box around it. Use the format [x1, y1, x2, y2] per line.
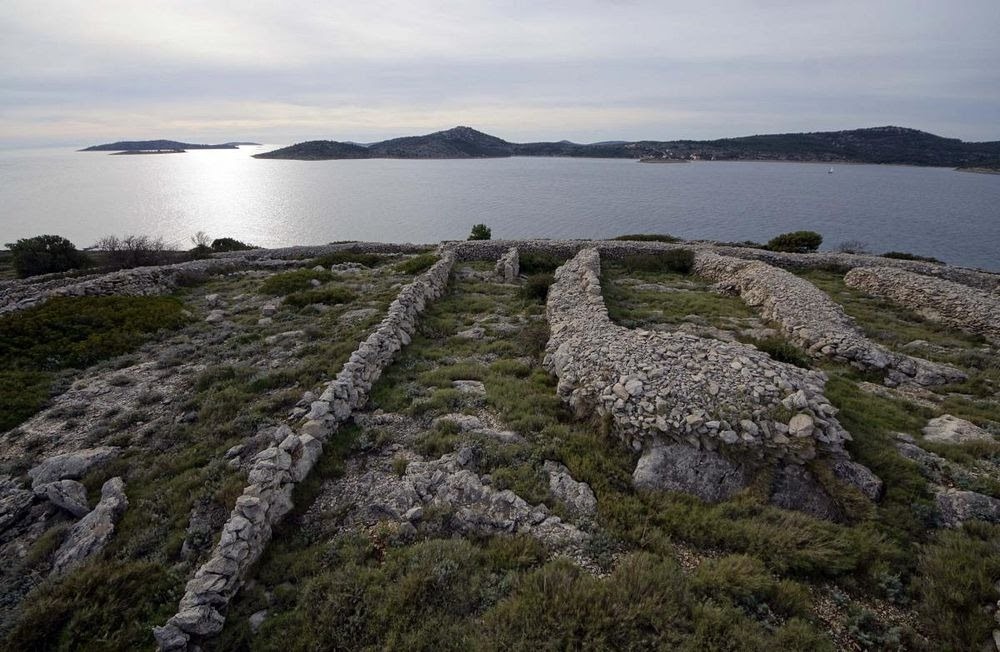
[33, 479, 90, 518]
[922, 414, 994, 444]
[27, 447, 122, 489]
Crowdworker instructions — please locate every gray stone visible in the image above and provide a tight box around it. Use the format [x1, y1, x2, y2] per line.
[922, 414, 994, 444]
[831, 459, 884, 501]
[543, 460, 597, 517]
[34, 479, 90, 517]
[452, 380, 486, 394]
[633, 443, 749, 503]
[0, 475, 34, 533]
[51, 477, 128, 576]
[27, 446, 121, 488]
[769, 465, 840, 521]
[249, 609, 269, 634]
[935, 488, 1000, 527]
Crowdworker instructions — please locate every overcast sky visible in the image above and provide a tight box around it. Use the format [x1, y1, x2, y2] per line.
[2, 0, 998, 147]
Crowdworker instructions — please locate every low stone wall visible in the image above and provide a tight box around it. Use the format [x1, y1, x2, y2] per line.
[448, 239, 1000, 292]
[693, 252, 966, 387]
[0, 257, 299, 315]
[544, 249, 845, 461]
[845, 266, 1000, 343]
[542, 249, 880, 516]
[153, 251, 456, 651]
[494, 247, 519, 282]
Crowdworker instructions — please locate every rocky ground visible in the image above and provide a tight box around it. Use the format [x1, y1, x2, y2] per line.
[1, 244, 999, 651]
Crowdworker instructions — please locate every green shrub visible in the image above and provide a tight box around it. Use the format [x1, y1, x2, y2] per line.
[5, 235, 89, 278]
[612, 233, 680, 243]
[751, 337, 812, 368]
[520, 273, 554, 303]
[259, 269, 333, 295]
[617, 249, 695, 274]
[396, 254, 439, 275]
[283, 286, 356, 308]
[518, 251, 567, 274]
[766, 231, 823, 253]
[310, 251, 388, 268]
[210, 237, 256, 252]
[881, 251, 943, 264]
[468, 224, 492, 241]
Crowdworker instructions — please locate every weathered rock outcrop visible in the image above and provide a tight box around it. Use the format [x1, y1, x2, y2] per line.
[50, 477, 127, 576]
[494, 247, 519, 283]
[33, 479, 90, 517]
[543, 460, 597, 518]
[935, 489, 1000, 527]
[27, 447, 122, 488]
[922, 414, 995, 445]
[0, 476, 34, 534]
[543, 248, 880, 516]
[692, 252, 965, 387]
[845, 266, 1000, 343]
[154, 251, 456, 651]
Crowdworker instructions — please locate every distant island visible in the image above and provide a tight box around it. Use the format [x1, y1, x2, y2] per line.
[254, 125, 1000, 168]
[81, 140, 261, 152]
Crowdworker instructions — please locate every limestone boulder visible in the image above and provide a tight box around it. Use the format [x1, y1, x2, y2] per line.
[33, 479, 90, 517]
[50, 477, 128, 576]
[27, 447, 122, 489]
[633, 443, 749, 503]
[922, 414, 994, 444]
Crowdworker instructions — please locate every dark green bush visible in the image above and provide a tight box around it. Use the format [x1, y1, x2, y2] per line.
[468, 224, 492, 241]
[518, 251, 567, 274]
[881, 251, 943, 264]
[210, 237, 256, 252]
[283, 286, 356, 308]
[612, 233, 680, 243]
[520, 273, 554, 302]
[617, 249, 695, 274]
[766, 231, 823, 253]
[396, 254, 439, 275]
[310, 251, 388, 268]
[751, 337, 812, 368]
[259, 269, 333, 295]
[5, 235, 89, 278]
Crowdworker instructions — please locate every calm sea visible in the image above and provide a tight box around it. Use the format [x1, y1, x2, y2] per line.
[1, 146, 998, 270]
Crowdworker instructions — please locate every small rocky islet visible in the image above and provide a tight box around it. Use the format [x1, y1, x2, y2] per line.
[1, 237, 999, 650]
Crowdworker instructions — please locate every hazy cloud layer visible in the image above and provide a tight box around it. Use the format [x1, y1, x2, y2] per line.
[2, 0, 998, 146]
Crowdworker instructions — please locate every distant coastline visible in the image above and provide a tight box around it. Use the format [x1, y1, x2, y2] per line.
[81, 140, 260, 152]
[251, 125, 1000, 169]
[957, 166, 1000, 175]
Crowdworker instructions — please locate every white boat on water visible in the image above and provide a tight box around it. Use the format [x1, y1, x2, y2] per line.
[828, 167, 834, 174]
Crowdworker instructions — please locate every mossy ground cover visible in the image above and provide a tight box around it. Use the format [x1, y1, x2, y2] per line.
[210, 262, 1000, 650]
[0, 260, 424, 649]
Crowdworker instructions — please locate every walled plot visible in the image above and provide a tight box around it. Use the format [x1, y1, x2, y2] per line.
[845, 266, 1000, 344]
[543, 249, 880, 516]
[692, 252, 966, 387]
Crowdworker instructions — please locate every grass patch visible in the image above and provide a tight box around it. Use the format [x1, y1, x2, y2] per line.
[616, 249, 695, 274]
[518, 251, 568, 275]
[259, 269, 334, 295]
[282, 286, 356, 308]
[396, 253, 439, 275]
[310, 251, 389, 268]
[749, 337, 812, 368]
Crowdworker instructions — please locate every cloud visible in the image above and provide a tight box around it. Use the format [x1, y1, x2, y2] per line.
[1, 0, 998, 146]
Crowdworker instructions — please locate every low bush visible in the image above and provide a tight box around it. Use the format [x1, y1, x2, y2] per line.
[310, 251, 388, 268]
[751, 337, 812, 368]
[283, 286, 356, 308]
[93, 234, 171, 269]
[518, 251, 568, 274]
[259, 269, 333, 295]
[881, 251, 943, 264]
[520, 273, 554, 303]
[5, 234, 90, 278]
[617, 249, 695, 274]
[766, 231, 823, 253]
[210, 237, 256, 252]
[396, 254, 439, 275]
[611, 233, 680, 243]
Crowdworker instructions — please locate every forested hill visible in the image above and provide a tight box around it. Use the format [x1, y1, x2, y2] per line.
[253, 125, 1000, 167]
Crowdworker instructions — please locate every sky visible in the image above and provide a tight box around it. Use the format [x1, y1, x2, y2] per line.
[2, 0, 998, 147]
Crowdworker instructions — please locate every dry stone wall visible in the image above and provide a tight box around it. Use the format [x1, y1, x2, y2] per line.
[153, 251, 456, 651]
[542, 248, 880, 517]
[494, 246, 519, 282]
[0, 258, 299, 315]
[692, 252, 966, 387]
[845, 266, 1000, 343]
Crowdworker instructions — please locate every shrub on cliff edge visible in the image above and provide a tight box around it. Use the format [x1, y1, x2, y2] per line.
[5, 234, 89, 278]
[766, 231, 823, 253]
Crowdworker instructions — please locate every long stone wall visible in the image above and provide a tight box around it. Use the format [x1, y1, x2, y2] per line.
[542, 249, 881, 516]
[0, 257, 299, 315]
[153, 251, 456, 651]
[692, 252, 966, 387]
[845, 266, 1000, 344]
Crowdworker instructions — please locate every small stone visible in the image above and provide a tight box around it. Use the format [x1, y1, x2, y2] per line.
[788, 414, 814, 438]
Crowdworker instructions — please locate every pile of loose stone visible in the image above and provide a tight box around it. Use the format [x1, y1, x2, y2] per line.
[692, 252, 966, 387]
[543, 248, 881, 516]
[154, 251, 456, 651]
[845, 266, 1000, 344]
[494, 246, 519, 283]
[0, 257, 299, 315]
